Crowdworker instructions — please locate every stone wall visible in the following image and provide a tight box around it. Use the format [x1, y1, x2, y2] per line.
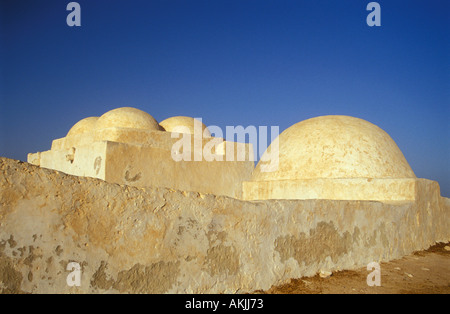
[0, 157, 449, 294]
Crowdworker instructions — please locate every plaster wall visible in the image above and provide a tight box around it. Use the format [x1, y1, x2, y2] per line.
[28, 129, 254, 199]
[243, 178, 422, 201]
[0, 158, 448, 294]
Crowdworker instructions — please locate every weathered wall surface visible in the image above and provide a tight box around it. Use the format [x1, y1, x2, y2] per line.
[104, 141, 253, 199]
[28, 128, 254, 199]
[243, 178, 420, 201]
[0, 157, 449, 294]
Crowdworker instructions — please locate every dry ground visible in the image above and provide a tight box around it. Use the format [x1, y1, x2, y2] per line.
[256, 242, 450, 294]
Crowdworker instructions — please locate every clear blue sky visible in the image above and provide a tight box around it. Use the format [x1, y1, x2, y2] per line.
[0, 0, 449, 196]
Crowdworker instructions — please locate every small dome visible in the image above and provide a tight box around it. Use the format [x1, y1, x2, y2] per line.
[67, 117, 99, 137]
[160, 116, 211, 137]
[95, 107, 160, 131]
[253, 115, 416, 181]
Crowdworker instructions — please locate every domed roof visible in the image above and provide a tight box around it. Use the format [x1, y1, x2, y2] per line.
[253, 115, 416, 181]
[95, 107, 160, 131]
[160, 116, 211, 137]
[67, 117, 99, 137]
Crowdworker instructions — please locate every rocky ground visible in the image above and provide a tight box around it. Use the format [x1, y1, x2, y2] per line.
[257, 242, 450, 294]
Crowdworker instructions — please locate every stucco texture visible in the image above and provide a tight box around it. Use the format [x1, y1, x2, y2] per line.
[0, 157, 448, 294]
[253, 115, 416, 181]
[28, 136, 253, 199]
[160, 116, 212, 138]
[244, 115, 419, 201]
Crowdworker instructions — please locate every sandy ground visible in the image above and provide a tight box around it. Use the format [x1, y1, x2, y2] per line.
[256, 242, 450, 294]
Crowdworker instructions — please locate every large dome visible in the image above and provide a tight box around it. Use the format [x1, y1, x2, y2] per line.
[160, 116, 211, 137]
[95, 107, 160, 131]
[67, 117, 99, 137]
[253, 115, 416, 181]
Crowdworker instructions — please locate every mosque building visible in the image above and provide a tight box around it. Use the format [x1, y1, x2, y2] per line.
[28, 107, 442, 202]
